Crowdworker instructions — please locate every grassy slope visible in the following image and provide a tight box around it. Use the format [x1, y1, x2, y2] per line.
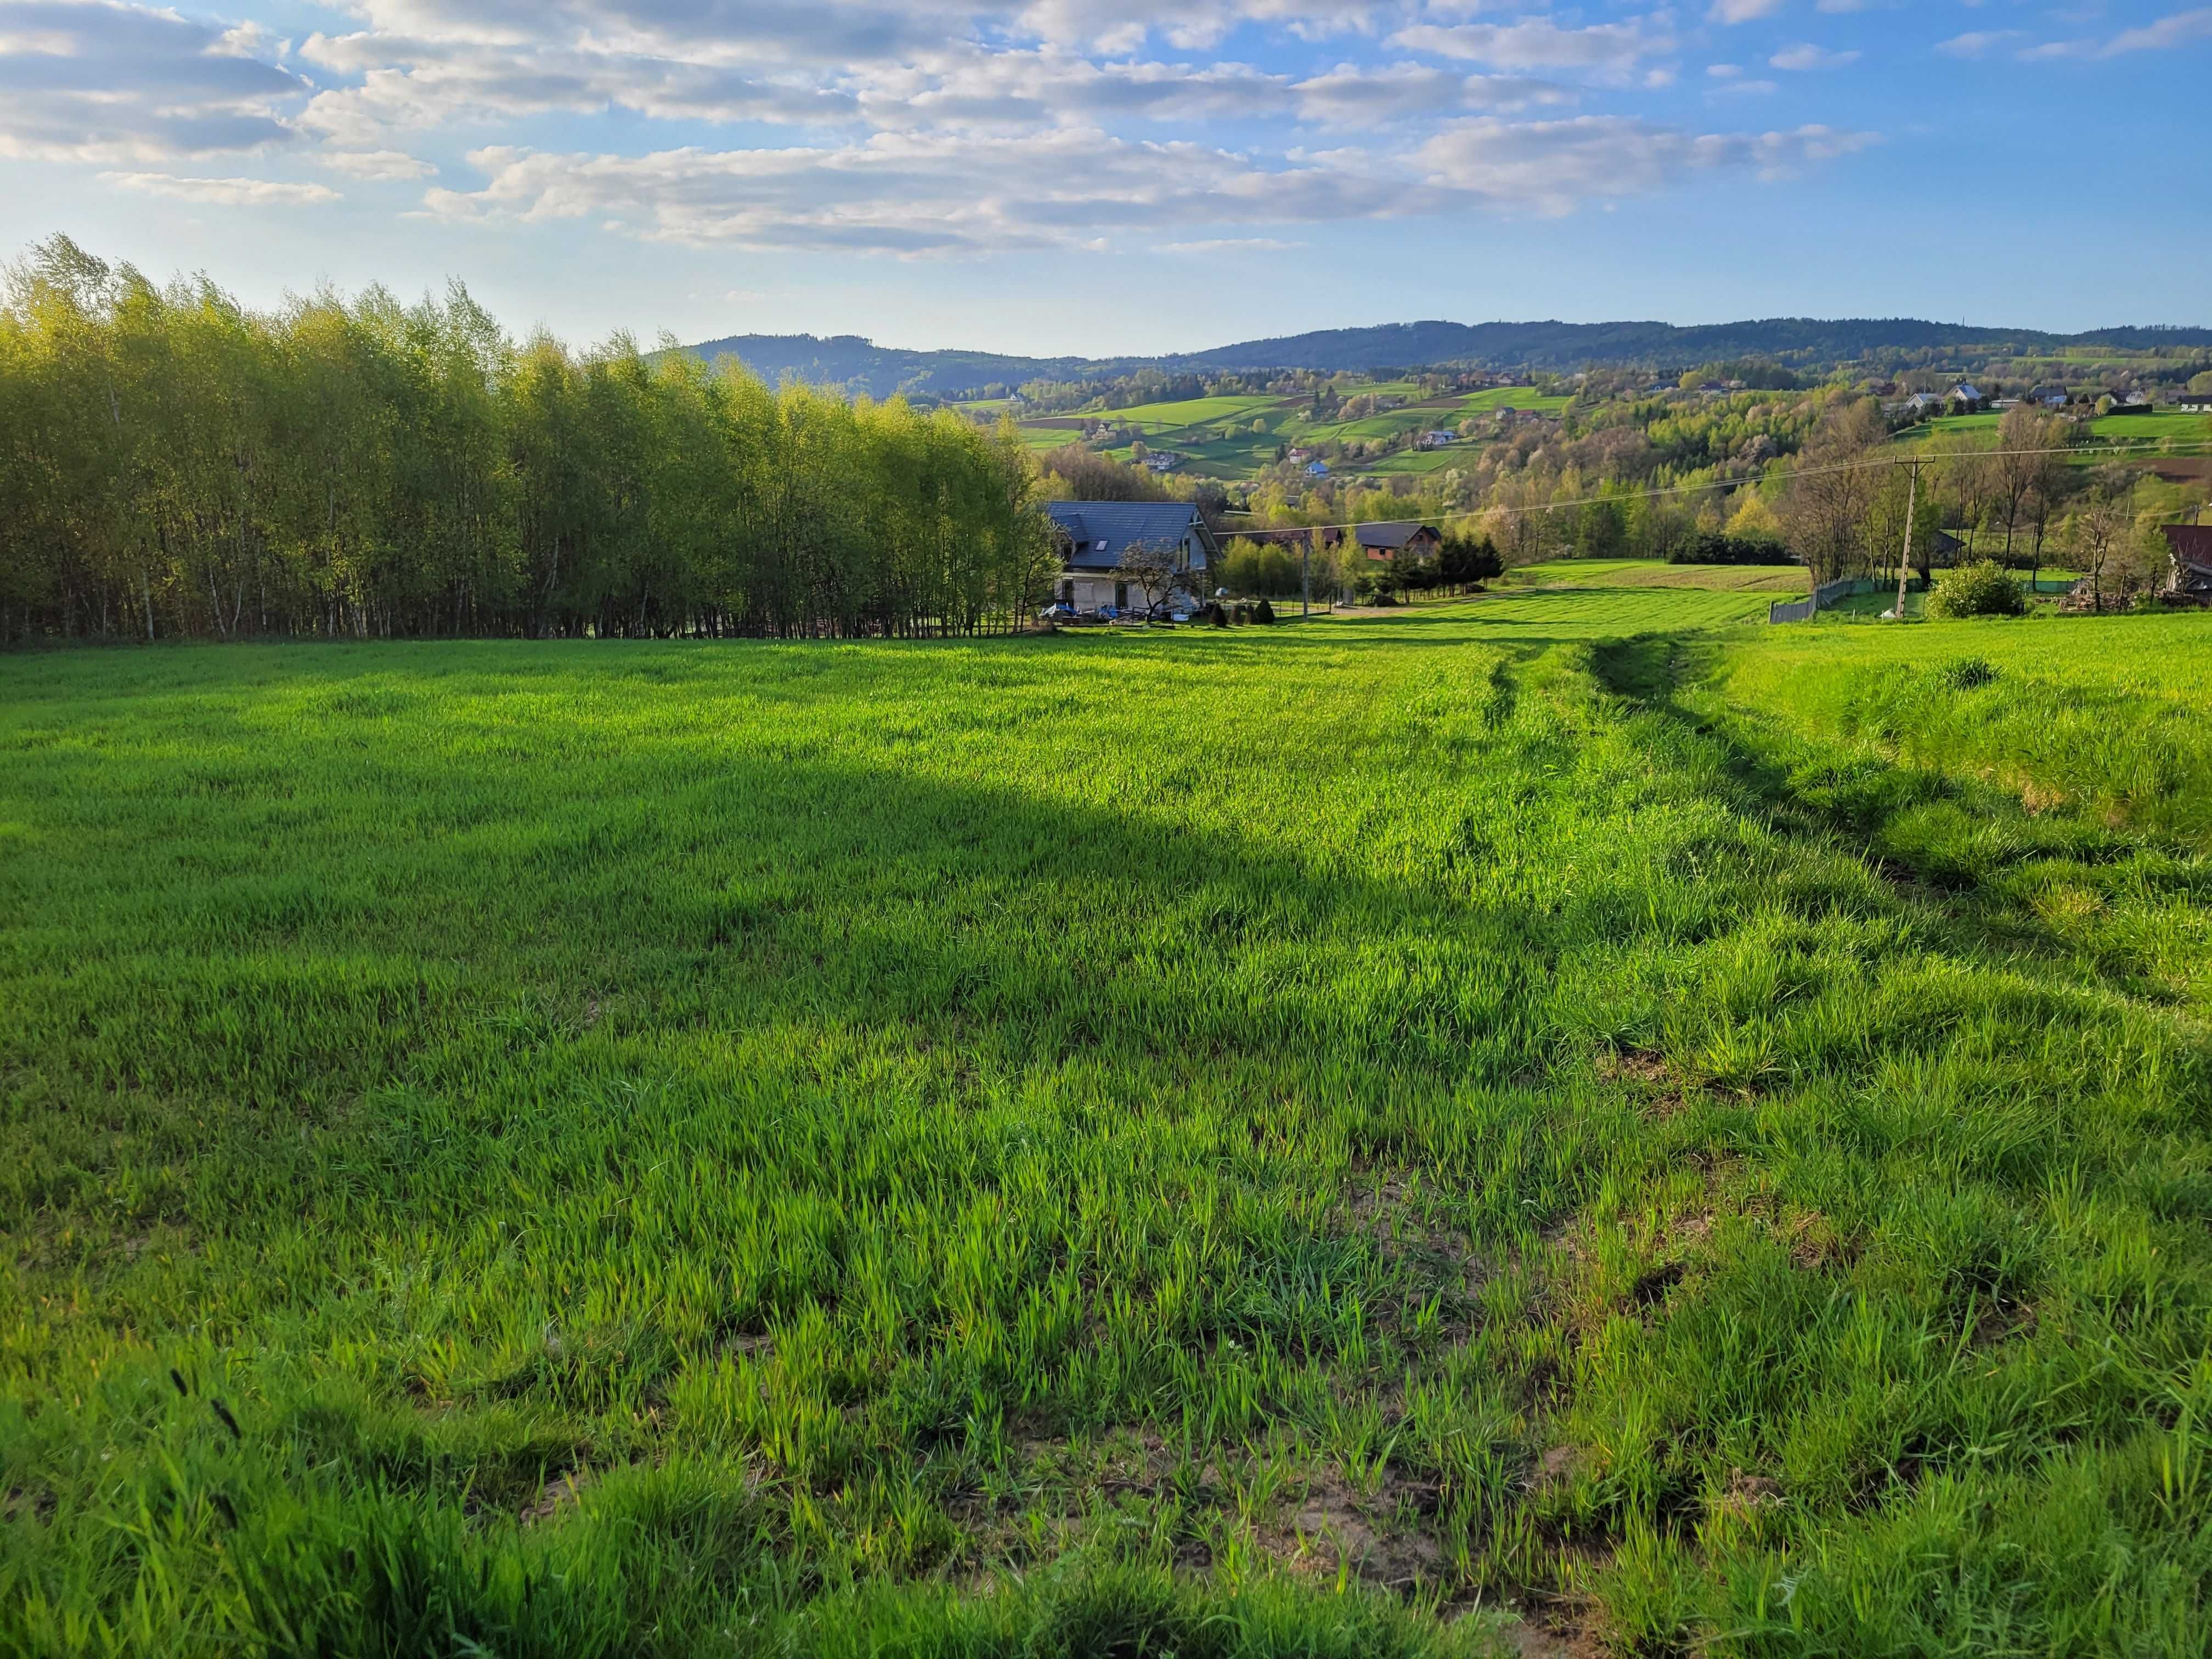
[1898, 412, 2212, 448]
[4, 592, 2211, 1656]
[1709, 612, 2212, 848]
[1009, 386, 1571, 481]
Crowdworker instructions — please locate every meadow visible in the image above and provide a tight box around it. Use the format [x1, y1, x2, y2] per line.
[1897, 411, 2212, 449]
[5, 583, 2212, 1657]
[994, 384, 1572, 481]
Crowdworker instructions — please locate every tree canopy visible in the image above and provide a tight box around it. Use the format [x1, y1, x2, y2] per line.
[0, 239, 1054, 643]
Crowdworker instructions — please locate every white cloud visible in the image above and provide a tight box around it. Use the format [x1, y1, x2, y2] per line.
[2, 0, 1881, 273]
[2101, 7, 2212, 54]
[420, 129, 1442, 252]
[0, 0, 305, 163]
[99, 171, 340, 205]
[851, 47, 1285, 131]
[2018, 7, 2212, 59]
[1769, 43, 1859, 70]
[297, 32, 856, 144]
[1707, 0, 1783, 22]
[321, 149, 437, 179]
[1936, 31, 2016, 59]
[1417, 117, 1872, 213]
[1291, 61, 1572, 125]
[1159, 236, 1308, 252]
[420, 110, 1875, 254]
[1391, 18, 1674, 72]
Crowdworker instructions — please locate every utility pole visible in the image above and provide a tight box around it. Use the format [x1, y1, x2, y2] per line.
[1302, 531, 1311, 618]
[1894, 455, 1919, 622]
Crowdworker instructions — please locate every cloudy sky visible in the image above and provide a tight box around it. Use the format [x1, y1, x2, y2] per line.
[2, 0, 2207, 354]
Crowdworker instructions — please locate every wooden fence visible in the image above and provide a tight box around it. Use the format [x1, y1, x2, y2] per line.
[1768, 577, 1864, 624]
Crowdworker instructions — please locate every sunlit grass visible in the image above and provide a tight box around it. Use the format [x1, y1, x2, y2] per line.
[4, 594, 2210, 1655]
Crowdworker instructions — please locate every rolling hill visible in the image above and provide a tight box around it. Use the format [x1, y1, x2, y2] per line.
[686, 318, 2212, 399]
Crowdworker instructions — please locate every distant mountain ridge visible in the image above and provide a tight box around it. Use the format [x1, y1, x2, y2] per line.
[686, 317, 2212, 399]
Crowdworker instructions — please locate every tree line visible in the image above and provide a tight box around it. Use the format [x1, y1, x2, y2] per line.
[1204, 393, 2198, 602]
[0, 239, 1057, 645]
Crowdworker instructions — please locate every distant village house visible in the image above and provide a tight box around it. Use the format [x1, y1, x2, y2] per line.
[1045, 501, 1217, 613]
[1355, 522, 1443, 563]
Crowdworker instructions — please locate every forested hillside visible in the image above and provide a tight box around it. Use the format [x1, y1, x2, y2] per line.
[690, 318, 2212, 399]
[0, 240, 1052, 645]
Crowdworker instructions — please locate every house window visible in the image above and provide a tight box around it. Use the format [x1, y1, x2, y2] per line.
[1096, 541, 1110, 553]
[1115, 583, 1129, 608]
[1060, 580, 1074, 605]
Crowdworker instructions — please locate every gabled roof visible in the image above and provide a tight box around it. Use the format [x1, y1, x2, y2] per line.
[1356, 521, 1441, 551]
[1046, 500, 1216, 570]
[2162, 524, 2212, 574]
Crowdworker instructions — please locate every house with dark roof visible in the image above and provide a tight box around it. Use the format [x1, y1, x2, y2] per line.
[2030, 385, 2070, 409]
[2160, 525, 2212, 603]
[1947, 383, 1984, 412]
[1355, 522, 1443, 563]
[1045, 500, 1218, 613]
[2174, 391, 2212, 415]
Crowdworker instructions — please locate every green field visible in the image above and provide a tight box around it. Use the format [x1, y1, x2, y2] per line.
[1369, 447, 1471, 476]
[991, 383, 1571, 482]
[1455, 388, 1571, 416]
[1898, 412, 2212, 449]
[7, 589, 2212, 1656]
[1501, 558, 1807, 596]
[1094, 394, 1285, 432]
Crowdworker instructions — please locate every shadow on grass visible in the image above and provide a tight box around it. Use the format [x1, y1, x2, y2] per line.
[1587, 631, 2210, 1002]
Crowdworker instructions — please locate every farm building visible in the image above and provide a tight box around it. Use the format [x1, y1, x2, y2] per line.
[1356, 522, 1443, 563]
[1045, 501, 1218, 613]
[2030, 385, 2070, 408]
[1947, 383, 1983, 411]
[1419, 431, 1458, 449]
[2173, 392, 2212, 414]
[2160, 525, 2212, 603]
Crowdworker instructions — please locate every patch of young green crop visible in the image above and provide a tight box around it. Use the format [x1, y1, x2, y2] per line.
[4, 603, 2211, 1656]
[1503, 560, 1805, 595]
[1367, 449, 1469, 476]
[1092, 395, 1286, 432]
[1458, 388, 1571, 416]
[1707, 611, 2212, 848]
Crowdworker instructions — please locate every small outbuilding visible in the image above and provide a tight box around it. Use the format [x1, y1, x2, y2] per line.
[1355, 522, 1443, 563]
[2160, 525, 2212, 603]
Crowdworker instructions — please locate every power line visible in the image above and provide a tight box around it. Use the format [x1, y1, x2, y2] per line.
[1217, 437, 2212, 533]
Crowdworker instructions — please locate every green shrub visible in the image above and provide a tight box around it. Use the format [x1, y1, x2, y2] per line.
[1937, 657, 1998, 690]
[1927, 560, 2026, 619]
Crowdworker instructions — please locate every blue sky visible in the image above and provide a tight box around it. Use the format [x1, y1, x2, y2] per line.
[1, 0, 2208, 356]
